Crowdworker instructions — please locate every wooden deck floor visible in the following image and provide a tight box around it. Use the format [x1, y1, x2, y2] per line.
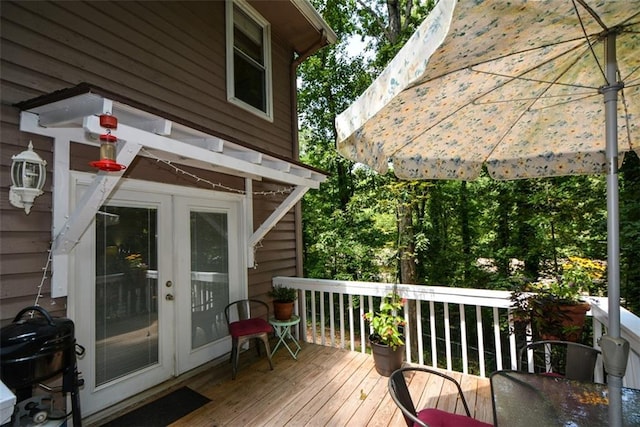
[93, 343, 494, 426]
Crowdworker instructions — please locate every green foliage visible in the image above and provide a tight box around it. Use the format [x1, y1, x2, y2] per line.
[268, 285, 298, 303]
[620, 151, 640, 314]
[364, 292, 406, 350]
[297, 0, 639, 316]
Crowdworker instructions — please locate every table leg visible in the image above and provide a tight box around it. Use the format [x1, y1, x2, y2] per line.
[271, 324, 301, 359]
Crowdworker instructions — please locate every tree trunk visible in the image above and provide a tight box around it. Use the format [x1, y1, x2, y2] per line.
[460, 181, 472, 282]
[397, 191, 418, 360]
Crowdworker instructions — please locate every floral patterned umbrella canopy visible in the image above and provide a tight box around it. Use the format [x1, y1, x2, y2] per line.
[336, 0, 639, 180]
[336, 1, 639, 424]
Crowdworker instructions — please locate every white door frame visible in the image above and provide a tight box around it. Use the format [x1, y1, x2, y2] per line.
[68, 172, 246, 416]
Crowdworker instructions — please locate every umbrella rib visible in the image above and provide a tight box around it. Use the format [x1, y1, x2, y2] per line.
[620, 87, 634, 151]
[473, 93, 598, 111]
[472, 68, 598, 91]
[573, 0, 607, 83]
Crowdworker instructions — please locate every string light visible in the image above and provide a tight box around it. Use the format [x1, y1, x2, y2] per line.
[140, 148, 295, 196]
[33, 151, 295, 295]
[33, 243, 53, 310]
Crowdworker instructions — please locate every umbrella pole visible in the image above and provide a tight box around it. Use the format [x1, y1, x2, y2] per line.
[602, 30, 629, 427]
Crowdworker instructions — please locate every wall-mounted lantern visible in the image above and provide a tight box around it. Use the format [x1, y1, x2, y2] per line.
[9, 141, 47, 215]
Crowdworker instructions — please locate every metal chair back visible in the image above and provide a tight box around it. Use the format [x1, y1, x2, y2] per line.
[518, 340, 601, 382]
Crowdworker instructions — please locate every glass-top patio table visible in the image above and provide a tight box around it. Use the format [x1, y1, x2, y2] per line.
[490, 370, 640, 426]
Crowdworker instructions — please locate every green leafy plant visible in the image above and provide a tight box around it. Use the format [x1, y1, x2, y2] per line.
[512, 256, 604, 305]
[511, 256, 603, 341]
[268, 285, 298, 303]
[364, 291, 406, 350]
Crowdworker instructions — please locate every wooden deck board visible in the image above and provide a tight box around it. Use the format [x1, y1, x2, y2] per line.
[93, 343, 494, 426]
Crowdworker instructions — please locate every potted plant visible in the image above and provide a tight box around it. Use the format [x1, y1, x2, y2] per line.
[125, 252, 148, 284]
[268, 285, 298, 320]
[511, 257, 605, 342]
[364, 290, 406, 376]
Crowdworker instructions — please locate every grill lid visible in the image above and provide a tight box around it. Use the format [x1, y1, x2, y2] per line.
[0, 306, 74, 362]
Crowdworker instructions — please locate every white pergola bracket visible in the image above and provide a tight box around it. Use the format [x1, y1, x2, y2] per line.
[248, 185, 310, 267]
[52, 139, 142, 255]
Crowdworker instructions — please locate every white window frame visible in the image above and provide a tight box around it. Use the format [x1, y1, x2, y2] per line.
[226, 0, 273, 122]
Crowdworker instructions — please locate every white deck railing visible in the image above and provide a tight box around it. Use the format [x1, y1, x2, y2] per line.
[273, 277, 640, 388]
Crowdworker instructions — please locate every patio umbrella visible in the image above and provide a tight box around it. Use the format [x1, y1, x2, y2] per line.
[336, 0, 639, 425]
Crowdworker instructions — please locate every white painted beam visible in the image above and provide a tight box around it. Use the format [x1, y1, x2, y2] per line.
[245, 179, 255, 267]
[263, 159, 291, 172]
[181, 138, 225, 152]
[51, 137, 71, 298]
[225, 150, 262, 164]
[112, 102, 171, 135]
[84, 115, 322, 188]
[248, 185, 309, 248]
[37, 96, 112, 127]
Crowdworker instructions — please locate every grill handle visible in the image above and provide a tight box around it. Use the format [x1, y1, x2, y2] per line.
[13, 305, 55, 325]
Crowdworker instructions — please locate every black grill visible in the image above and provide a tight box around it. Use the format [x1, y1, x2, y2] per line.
[1, 306, 83, 426]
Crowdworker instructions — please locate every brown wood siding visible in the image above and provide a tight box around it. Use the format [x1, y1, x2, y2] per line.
[0, 106, 62, 324]
[0, 1, 294, 157]
[0, 0, 306, 322]
[249, 180, 298, 302]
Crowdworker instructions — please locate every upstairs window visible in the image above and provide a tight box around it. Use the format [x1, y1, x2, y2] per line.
[226, 0, 272, 121]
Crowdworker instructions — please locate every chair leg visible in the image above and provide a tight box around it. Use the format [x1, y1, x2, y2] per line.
[255, 338, 262, 356]
[260, 334, 274, 371]
[231, 339, 239, 380]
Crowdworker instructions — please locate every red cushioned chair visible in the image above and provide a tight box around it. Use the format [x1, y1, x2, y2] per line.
[388, 367, 492, 427]
[224, 299, 274, 379]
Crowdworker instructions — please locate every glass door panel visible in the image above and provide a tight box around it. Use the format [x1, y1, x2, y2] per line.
[175, 195, 242, 374]
[95, 206, 158, 385]
[190, 212, 229, 349]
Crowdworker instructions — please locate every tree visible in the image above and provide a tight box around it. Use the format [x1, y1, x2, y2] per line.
[298, 0, 638, 316]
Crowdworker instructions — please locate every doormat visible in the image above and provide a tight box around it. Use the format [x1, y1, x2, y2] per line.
[102, 386, 211, 426]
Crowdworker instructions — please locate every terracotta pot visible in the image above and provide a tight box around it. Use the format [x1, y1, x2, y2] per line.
[273, 301, 294, 320]
[369, 338, 404, 377]
[539, 302, 590, 342]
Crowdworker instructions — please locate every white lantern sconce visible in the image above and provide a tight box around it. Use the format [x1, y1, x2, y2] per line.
[9, 141, 47, 215]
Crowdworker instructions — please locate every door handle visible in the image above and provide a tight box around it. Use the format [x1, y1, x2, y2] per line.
[165, 294, 174, 301]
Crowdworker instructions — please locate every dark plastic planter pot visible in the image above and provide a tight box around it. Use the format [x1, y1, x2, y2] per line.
[369, 338, 405, 377]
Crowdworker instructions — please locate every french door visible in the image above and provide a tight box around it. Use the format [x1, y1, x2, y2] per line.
[72, 176, 245, 415]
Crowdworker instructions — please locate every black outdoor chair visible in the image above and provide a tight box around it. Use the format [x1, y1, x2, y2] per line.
[388, 366, 492, 427]
[224, 299, 274, 379]
[517, 340, 601, 382]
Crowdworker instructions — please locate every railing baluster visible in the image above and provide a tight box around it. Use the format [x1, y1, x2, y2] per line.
[444, 303, 452, 371]
[508, 310, 518, 370]
[460, 304, 468, 374]
[348, 293, 355, 351]
[430, 300, 437, 368]
[404, 299, 411, 363]
[361, 295, 368, 353]
[477, 305, 485, 377]
[329, 291, 335, 347]
[593, 317, 604, 382]
[339, 292, 345, 349]
[493, 307, 502, 371]
[311, 290, 317, 345]
[417, 300, 424, 366]
[320, 290, 326, 346]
